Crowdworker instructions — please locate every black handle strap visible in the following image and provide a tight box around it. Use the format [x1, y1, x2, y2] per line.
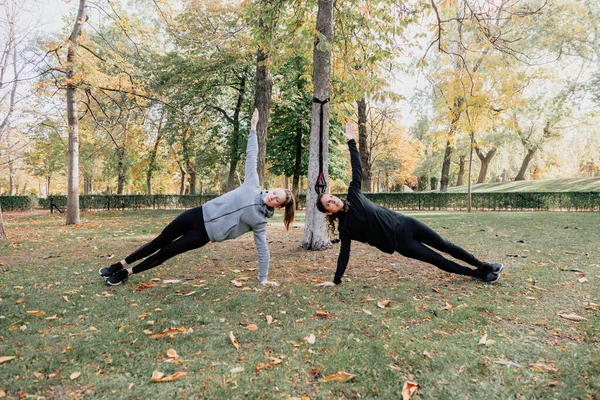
[313, 96, 330, 194]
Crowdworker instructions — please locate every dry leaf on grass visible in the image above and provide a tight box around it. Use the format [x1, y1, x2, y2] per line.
[494, 359, 523, 368]
[246, 324, 258, 331]
[45, 315, 59, 321]
[69, 372, 81, 380]
[558, 312, 587, 321]
[230, 331, 240, 350]
[0, 356, 16, 364]
[230, 280, 243, 287]
[578, 277, 588, 283]
[151, 327, 186, 339]
[162, 279, 182, 284]
[402, 381, 419, 400]
[422, 351, 431, 358]
[26, 310, 44, 316]
[305, 334, 316, 345]
[230, 367, 244, 374]
[478, 333, 495, 346]
[312, 310, 331, 319]
[321, 371, 356, 382]
[584, 302, 600, 310]
[166, 349, 178, 359]
[530, 362, 557, 372]
[266, 315, 273, 324]
[151, 371, 187, 382]
[377, 300, 391, 308]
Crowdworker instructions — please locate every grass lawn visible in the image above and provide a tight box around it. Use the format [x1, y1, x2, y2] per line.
[1, 210, 599, 399]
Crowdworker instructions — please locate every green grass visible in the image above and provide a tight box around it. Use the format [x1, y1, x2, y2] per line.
[1, 210, 599, 399]
[424, 177, 600, 193]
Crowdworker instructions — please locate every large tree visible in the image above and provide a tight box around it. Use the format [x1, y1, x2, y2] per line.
[302, 0, 334, 251]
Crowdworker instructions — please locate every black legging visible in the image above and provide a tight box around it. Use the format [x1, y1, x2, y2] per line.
[396, 217, 487, 279]
[125, 207, 210, 274]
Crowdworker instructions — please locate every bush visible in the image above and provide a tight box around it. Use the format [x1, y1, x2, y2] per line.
[0, 196, 37, 211]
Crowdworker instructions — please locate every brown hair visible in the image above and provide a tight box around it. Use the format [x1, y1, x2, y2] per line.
[315, 193, 343, 242]
[282, 189, 295, 231]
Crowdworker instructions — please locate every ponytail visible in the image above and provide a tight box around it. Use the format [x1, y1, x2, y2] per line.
[282, 189, 295, 231]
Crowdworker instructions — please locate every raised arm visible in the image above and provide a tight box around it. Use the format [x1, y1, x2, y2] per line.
[345, 121, 362, 191]
[244, 108, 260, 186]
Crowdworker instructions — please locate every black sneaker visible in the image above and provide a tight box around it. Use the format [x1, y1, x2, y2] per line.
[99, 262, 123, 280]
[481, 262, 504, 273]
[106, 268, 129, 286]
[484, 271, 501, 284]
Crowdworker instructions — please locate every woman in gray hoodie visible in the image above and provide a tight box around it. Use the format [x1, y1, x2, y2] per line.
[99, 109, 295, 286]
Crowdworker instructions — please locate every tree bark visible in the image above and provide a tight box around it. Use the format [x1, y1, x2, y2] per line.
[254, 47, 272, 187]
[475, 146, 497, 183]
[439, 98, 464, 192]
[356, 98, 371, 192]
[515, 148, 536, 181]
[292, 123, 302, 208]
[0, 204, 6, 240]
[225, 72, 247, 192]
[146, 109, 165, 195]
[302, 0, 333, 251]
[65, 0, 87, 225]
[456, 155, 466, 186]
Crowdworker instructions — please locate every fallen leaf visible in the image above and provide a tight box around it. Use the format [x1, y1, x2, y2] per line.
[558, 312, 587, 321]
[494, 359, 523, 367]
[321, 371, 356, 382]
[530, 362, 557, 372]
[230, 280, 243, 287]
[266, 315, 273, 324]
[377, 300, 391, 308]
[166, 349, 178, 359]
[151, 327, 186, 339]
[422, 351, 431, 358]
[26, 310, 44, 316]
[305, 334, 316, 345]
[69, 372, 81, 380]
[578, 277, 588, 283]
[584, 302, 600, 310]
[402, 381, 419, 400]
[362, 309, 373, 316]
[230, 367, 244, 374]
[313, 310, 331, 319]
[0, 356, 16, 364]
[478, 333, 488, 345]
[432, 287, 441, 293]
[441, 303, 454, 310]
[246, 324, 258, 331]
[268, 357, 283, 365]
[135, 283, 155, 291]
[151, 371, 188, 382]
[230, 331, 239, 350]
[45, 315, 59, 321]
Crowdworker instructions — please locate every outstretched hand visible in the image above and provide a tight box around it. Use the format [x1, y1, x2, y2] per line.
[343, 121, 356, 141]
[251, 108, 259, 131]
[315, 281, 336, 287]
[260, 280, 279, 286]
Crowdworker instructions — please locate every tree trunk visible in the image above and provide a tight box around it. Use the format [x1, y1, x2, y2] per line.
[254, 46, 272, 187]
[187, 166, 197, 195]
[515, 148, 536, 181]
[475, 146, 497, 184]
[439, 97, 464, 192]
[146, 110, 165, 195]
[225, 73, 247, 192]
[292, 123, 302, 208]
[116, 114, 131, 195]
[456, 155, 465, 186]
[179, 168, 186, 195]
[84, 174, 92, 195]
[0, 204, 6, 240]
[65, 0, 87, 225]
[47, 176, 52, 195]
[302, 0, 333, 251]
[356, 98, 371, 192]
[7, 134, 15, 195]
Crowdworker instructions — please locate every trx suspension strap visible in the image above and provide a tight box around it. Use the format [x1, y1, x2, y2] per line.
[313, 96, 330, 194]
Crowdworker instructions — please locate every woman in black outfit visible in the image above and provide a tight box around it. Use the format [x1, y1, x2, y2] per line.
[314, 121, 503, 287]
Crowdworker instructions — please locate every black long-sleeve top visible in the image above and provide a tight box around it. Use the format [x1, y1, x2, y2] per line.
[333, 139, 405, 284]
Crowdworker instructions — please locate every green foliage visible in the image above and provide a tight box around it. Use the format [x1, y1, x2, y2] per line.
[37, 195, 219, 211]
[0, 196, 37, 211]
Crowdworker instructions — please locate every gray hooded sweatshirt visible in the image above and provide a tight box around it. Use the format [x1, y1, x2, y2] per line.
[202, 128, 273, 281]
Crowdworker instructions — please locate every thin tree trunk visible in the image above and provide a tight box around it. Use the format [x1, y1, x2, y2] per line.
[116, 114, 131, 195]
[303, 0, 333, 251]
[292, 123, 302, 208]
[475, 147, 497, 183]
[65, 0, 87, 225]
[356, 98, 371, 192]
[226, 161, 238, 192]
[0, 204, 6, 240]
[187, 165, 197, 194]
[456, 155, 466, 186]
[254, 46, 272, 187]
[146, 109, 165, 195]
[225, 73, 247, 192]
[439, 97, 464, 192]
[7, 134, 15, 195]
[515, 148, 536, 181]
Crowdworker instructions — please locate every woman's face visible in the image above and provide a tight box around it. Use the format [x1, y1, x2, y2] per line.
[320, 194, 344, 214]
[263, 188, 287, 209]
